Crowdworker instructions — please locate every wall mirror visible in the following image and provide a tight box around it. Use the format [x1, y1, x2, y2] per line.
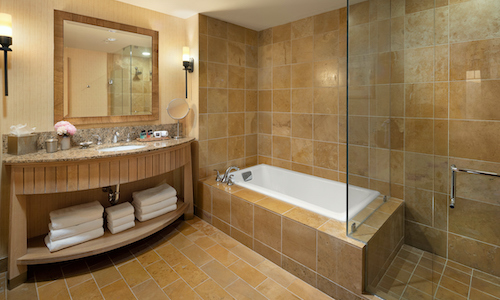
[54, 10, 159, 125]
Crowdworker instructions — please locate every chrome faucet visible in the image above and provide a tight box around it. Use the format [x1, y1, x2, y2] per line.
[222, 166, 239, 183]
[93, 135, 102, 145]
[112, 132, 120, 143]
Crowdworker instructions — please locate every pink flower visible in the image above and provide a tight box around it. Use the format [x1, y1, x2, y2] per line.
[54, 121, 77, 136]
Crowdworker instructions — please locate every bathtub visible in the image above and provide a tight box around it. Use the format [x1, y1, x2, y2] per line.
[231, 164, 380, 222]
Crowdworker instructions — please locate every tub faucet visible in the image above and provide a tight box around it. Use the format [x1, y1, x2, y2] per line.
[112, 132, 120, 143]
[222, 166, 239, 183]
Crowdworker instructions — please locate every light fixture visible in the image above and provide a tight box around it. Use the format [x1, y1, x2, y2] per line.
[142, 52, 151, 56]
[182, 46, 194, 99]
[0, 13, 12, 96]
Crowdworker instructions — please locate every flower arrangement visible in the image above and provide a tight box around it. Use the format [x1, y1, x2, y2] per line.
[54, 121, 77, 136]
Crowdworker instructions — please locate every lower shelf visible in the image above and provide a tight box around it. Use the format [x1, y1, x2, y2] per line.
[18, 201, 189, 265]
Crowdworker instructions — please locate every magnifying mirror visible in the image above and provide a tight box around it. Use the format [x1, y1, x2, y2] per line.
[167, 98, 190, 139]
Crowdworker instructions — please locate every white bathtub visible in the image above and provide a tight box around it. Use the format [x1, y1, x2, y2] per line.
[231, 164, 380, 222]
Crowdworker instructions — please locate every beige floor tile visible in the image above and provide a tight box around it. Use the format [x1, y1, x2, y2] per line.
[226, 279, 267, 300]
[469, 287, 498, 300]
[201, 260, 238, 288]
[177, 222, 199, 236]
[181, 244, 213, 266]
[194, 279, 234, 300]
[193, 236, 217, 250]
[132, 279, 168, 300]
[130, 244, 161, 267]
[206, 244, 240, 266]
[231, 245, 265, 266]
[118, 260, 151, 288]
[7, 282, 37, 300]
[155, 244, 187, 267]
[34, 264, 63, 288]
[61, 260, 92, 288]
[439, 275, 470, 297]
[168, 231, 195, 250]
[108, 247, 135, 267]
[190, 221, 220, 236]
[172, 257, 209, 287]
[145, 260, 180, 289]
[37, 280, 71, 300]
[434, 286, 467, 300]
[163, 279, 202, 300]
[256, 260, 296, 288]
[69, 279, 103, 300]
[228, 260, 267, 288]
[256, 278, 300, 300]
[471, 277, 500, 298]
[287, 279, 333, 300]
[210, 232, 240, 249]
[87, 256, 122, 288]
[99, 279, 136, 300]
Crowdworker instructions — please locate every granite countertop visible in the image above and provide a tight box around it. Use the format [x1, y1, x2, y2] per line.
[3, 137, 195, 164]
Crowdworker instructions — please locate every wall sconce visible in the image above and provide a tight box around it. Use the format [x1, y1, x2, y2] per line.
[182, 46, 194, 99]
[0, 13, 12, 96]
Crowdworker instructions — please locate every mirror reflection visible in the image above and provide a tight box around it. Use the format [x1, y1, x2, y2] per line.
[63, 21, 153, 118]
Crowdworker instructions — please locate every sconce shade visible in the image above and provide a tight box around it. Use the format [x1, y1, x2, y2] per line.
[0, 13, 12, 39]
[182, 46, 190, 62]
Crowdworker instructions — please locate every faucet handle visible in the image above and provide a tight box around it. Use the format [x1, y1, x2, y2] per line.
[126, 133, 131, 143]
[93, 135, 102, 145]
[227, 174, 235, 186]
[214, 169, 222, 182]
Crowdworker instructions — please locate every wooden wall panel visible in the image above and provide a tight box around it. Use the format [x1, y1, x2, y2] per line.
[145, 156, 153, 178]
[78, 164, 89, 190]
[129, 158, 138, 182]
[45, 167, 57, 193]
[120, 159, 129, 183]
[89, 163, 100, 189]
[67, 165, 78, 192]
[23, 168, 35, 195]
[56, 166, 67, 193]
[137, 157, 146, 180]
[100, 162, 110, 187]
[34, 167, 45, 194]
[109, 161, 119, 185]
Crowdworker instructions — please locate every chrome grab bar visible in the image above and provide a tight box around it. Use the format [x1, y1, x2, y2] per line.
[450, 164, 500, 208]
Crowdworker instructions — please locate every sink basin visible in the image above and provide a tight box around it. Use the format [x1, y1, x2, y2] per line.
[98, 145, 146, 152]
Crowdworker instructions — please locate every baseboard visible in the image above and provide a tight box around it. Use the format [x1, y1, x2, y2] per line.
[7, 272, 27, 290]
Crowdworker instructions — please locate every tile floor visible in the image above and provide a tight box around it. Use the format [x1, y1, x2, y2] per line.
[373, 245, 500, 300]
[0, 216, 334, 300]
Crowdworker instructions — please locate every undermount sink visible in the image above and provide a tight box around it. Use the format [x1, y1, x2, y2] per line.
[98, 145, 146, 152]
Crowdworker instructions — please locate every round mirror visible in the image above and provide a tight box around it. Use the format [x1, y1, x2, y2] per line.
[167, 98, 190, 139]
[167, 98, 190, 120]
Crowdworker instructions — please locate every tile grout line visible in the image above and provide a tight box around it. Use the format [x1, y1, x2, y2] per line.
[106, 253, 140, 300]
[433, 257, 448, 299]
[398, 250, 424, 300]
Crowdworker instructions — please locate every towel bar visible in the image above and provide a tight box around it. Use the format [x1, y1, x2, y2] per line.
[450, 165, 500, 208]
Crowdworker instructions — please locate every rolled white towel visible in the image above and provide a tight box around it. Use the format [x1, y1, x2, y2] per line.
[132, 196, 177, 215]
[108, 221, 135, 234]
[135, 204, 177, 222]
[107, 214, 135, 228]
[132, 184, 177, 207]
[105, 202, 134, 221]
[49, 218, 103, 241]
[44, 227, 104, 252]
[50, 201, 104, 230]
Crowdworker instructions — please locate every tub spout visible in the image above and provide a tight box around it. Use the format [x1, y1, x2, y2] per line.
[222, 166, 239, 184]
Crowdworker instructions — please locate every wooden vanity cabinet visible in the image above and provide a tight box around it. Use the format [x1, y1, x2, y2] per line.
[4, 141, 193, 288]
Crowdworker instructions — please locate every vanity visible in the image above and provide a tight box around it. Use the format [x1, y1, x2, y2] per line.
[3, 138, 194, 288]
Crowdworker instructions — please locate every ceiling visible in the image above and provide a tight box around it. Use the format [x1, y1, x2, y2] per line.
[115, 0, 362, 31]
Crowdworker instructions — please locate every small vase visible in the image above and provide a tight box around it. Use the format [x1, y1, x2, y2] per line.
[60, 136, 71, 150]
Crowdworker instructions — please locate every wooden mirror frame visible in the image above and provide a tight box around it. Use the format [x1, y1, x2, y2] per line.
[54, 10, 159, 125]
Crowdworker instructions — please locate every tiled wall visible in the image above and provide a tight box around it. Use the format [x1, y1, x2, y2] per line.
[388, 0, 500, 277]
[198, 15, 259, 179]
[256, 8, 349, 181]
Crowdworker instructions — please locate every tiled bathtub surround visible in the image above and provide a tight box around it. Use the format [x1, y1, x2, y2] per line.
[2, 124, 180, 153]
[384, 0, 500, 278]
[196, 177, 404, 299]
[198, 15, 260, 179]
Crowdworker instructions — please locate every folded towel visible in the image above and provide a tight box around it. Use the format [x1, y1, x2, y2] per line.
[105, 202, 134, 221]
[44, 227, 104, 252]
[132, 184, 177, 207]
[107, 214, 135, 228]
[135, 204, 177, 222]
[50, 201, 104, 230]
[132, 196, 177, 215]
[108, 221, 135, 234]
[49, 218, 103, 241]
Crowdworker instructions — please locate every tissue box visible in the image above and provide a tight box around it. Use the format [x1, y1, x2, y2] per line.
[8, 134, 38, 155]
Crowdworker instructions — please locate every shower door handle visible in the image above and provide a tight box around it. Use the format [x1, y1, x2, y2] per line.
[450, 165, 500, 208]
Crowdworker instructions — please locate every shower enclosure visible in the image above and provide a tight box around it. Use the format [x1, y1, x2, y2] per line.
[346, 0, 500, 299]
[109, 45, 153, 116]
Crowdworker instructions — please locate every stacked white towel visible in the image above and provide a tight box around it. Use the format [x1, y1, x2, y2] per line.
[105, 202, 135, 234]
[45, 201, 104, 252]
[132, 183, 178, 222]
